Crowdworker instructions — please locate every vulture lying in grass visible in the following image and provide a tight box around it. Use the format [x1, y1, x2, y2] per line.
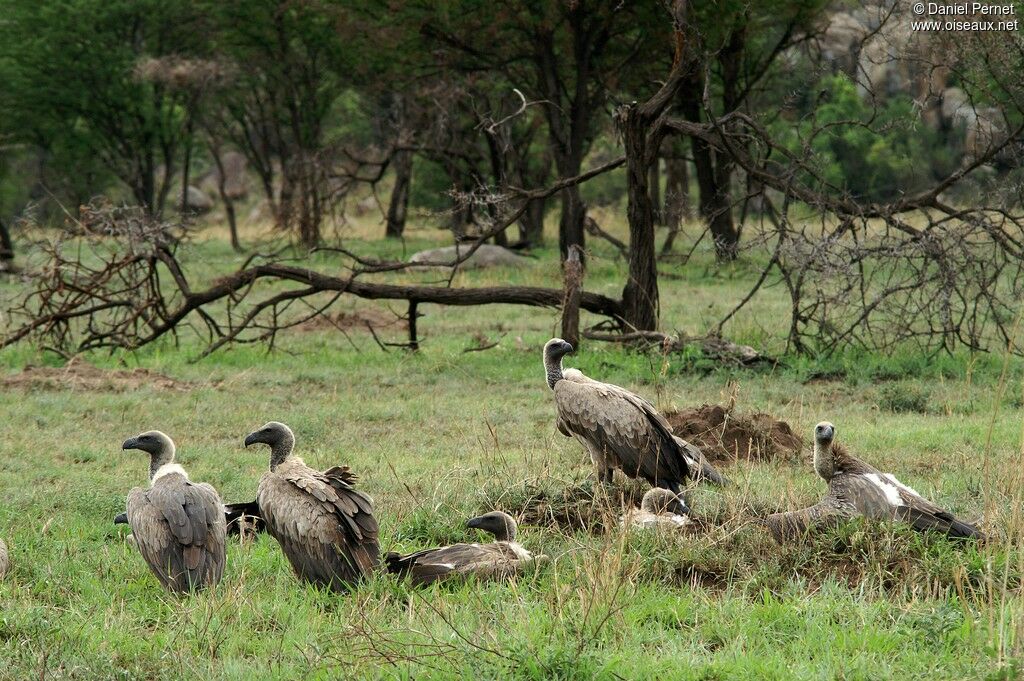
[122, 431, 227, 593]
[244, 421, 379, 592]
[765, 422, 984, 542]
[621, 488, 693, 531]
[385, 511, 546, 586]
[114, 500, 265, 537]
[0, 537, 8, 578]
[543, 338, 727, 492]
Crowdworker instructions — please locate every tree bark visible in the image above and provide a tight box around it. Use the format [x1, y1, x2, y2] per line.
[518, 198, 546, 246]
[649, 157, 661, 226]
[0, 218, 14, 271]
[561, 244, 583, 348]
[557, 183, 586, 261]
[618, 105, 660, 332]
[661, 138, 691, 255]
[210, 142, 241, 252]
[386, 149, 412, 238]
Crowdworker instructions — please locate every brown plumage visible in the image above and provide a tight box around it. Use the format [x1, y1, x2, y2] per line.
[765, 422, 983, 542]
[621, 488, 694, 531]
[123, 431, 226, 593]
[0, 538, 9, 578]
[385, 511, 547, 586]
[244, 422, 379, 592]
[544, 338, 704, 494]
[115, 499, 265, 537]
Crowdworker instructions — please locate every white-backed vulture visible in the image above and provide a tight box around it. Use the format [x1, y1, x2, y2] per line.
[544, 337, 706, 493]
[621, 488, 693, 531]
[244, 422, 379, 592]
[123, 431, 227, 593]
[385, 511, 546, 586]
[0, 538, 8, 578]
[765, 422, 983, 542]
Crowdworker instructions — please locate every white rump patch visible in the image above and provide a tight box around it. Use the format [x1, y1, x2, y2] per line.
[863, 473, 904, 507]
[506, 542, 533, 560]
[883, 473, 921, 498]
[153, 463, 189, 482]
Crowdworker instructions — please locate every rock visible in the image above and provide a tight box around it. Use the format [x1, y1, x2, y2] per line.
[199, 151, 249, 200]
[408, 244, 530, 270]
[179, 186, 213, 214]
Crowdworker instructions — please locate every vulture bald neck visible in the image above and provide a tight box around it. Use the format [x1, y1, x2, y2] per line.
[543, 338, 574, 389]
[122, 431, 177, 480]
[244, 421, 295, 470]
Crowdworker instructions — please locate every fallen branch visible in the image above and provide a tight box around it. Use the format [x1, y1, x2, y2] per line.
[582, 328, 777, 366]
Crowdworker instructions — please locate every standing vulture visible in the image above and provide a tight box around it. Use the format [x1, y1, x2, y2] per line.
[385, 511, 546, 586]
[115, 499, 265, 538]
[621, 488, 693, 531]
[0, 537, 8, 578]
[765, 422, 983, 542]
[123, 431, 227, 592]
[244, 422, 379, 592]
[544, 338, 723, 493]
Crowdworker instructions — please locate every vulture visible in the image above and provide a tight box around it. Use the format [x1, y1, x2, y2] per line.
[244, 421, 379, 592]
[621, 488, 693, 531]
[544, 337, 726, 493]
[122, 431, 227, 592]
[114, 499, 266, 538]
[385, 511, 546, 586]
[765, 421, 983, 542]
[0, 537, 8, 578]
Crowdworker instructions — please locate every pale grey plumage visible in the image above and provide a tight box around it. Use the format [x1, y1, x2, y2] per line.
[123, 431, 226, 593]
[245, 422, 379, 592]
[0, 538, 9, 578]
[544, 338, 698, 493]
[765, 422, 983, 542]
[385, 511, 547, 586]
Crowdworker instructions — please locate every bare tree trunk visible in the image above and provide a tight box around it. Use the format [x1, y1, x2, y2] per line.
[557, 183, 586, 261]
[619, 105, 660, 332]
[649, 157, 661, 226]
[518, 199, 546, 246]
[210, 142, 241, 252]
[661, 141, 691, 255]
[561, 244, 583, 347]
[0, 218, 14, 272]
[386, 149, 412, 238]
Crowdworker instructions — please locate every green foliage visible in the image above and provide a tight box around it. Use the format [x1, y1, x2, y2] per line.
[778, 74, 957, 202]
[878, 383, 932, 414]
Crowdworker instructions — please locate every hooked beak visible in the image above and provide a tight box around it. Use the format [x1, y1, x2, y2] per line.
[466, 516, 484, 530]
[121, 437, 138, 451]
[113, 512, 128, 525]
[563, 341, 574, 355]
[243, 432, 260, 448]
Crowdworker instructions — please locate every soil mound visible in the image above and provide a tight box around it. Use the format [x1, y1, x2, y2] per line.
[665, 404, 803, 464]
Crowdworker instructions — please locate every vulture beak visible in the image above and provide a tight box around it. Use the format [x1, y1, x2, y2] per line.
[243, 432, 260, 448]
[121, 437, 138, 451]
[465, 516, 484, 530]
[562, 341, 574, 355]
[814, 423, 834, 442]
[113, 512, 128, 525]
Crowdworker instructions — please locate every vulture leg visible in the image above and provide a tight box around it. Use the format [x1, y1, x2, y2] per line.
[598, 467, 614, 484]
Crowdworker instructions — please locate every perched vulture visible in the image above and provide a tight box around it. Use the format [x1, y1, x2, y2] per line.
[385, 511, 546, 586]
[621, 488, 693, 531]
[122, 431, 227, 593]
[115, 499, 266, 537]
[0, 537, 8, 578]
[244, 421, 379, 592]
[545, 338, 720, 493]
[765, 422, 983, 542]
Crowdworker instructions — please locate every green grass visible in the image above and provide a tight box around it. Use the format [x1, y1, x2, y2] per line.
[1, 212, 1023, 679]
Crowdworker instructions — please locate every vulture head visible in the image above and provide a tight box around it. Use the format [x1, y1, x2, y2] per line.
[812, 421, 836, 481]
[122, 430, 176, 479]
[640, 488, 690, 517]
[467, 511, 518, 542]
[244, 421, 296, 470]
[543, 337, 574, 389]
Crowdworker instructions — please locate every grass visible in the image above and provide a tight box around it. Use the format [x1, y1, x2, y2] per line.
[0, 207, 1023, 679]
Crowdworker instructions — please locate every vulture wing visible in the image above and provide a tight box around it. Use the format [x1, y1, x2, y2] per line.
[673, 436, 729, 486]
[853, 473, 983, 539]
[763, 479, 860, 542]
[385, 542, 537, 586]
[126, 476, 226, 592]
[258, 464, 380, 591]
[554, 377, 689, 488]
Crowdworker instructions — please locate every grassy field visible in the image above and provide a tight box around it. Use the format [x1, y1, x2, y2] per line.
[1, 209, 1022, 679]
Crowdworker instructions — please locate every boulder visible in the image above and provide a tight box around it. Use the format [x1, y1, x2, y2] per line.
[408, 243, 529, 270]
[179, 186, 214, 214]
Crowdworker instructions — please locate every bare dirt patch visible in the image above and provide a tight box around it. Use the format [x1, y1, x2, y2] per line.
[1, 357, 194, 392]
[665, 404, 803, 464]
[295, 307, 407, 335]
